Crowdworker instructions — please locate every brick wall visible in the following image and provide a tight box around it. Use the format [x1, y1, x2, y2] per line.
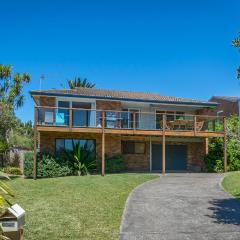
[196, 98, 239, 117]
[187, 141, 206, 171]
[123, 142, 150, 171]
[39, 132, 207, 172]
[40, 132, 121, 165]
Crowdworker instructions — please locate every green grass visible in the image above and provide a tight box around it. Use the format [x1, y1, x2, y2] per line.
[222, 171, 240, 198]
[10, 174, 158, 240]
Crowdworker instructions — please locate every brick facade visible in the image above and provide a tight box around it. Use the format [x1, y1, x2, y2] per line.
[39, 131, 207, 172]
[197, 97, 239, 117]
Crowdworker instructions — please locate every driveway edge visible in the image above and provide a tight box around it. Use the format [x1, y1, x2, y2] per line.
[219, 172, 239, 200]
[119, 175, 160, 237]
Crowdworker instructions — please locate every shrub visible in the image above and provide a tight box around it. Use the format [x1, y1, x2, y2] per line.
[11, 152, 20, 167]
[24, 152, 34, 177]
[37, 154, 71, 178]
[24, 152, 71, 178]
[204, 116, 240, 172]
[105, 154, 125, 173]
[3, 167, 22, 175]
[204, 138, 224, 172]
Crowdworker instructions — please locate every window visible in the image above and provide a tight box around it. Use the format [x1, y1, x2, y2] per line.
[55, 139, 96, 163]
[156, 111, 164, 129]
[166, 111, 174, 121]
[135, 142, 146, 154]
[57, 101, 70, 126]
[56, 139, 64, 152]
[176, 112, 185, 120]
[72, 102, 92, 127]
[122, 141, 146, 154]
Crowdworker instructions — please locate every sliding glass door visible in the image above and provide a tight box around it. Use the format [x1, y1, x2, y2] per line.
[72, 102, 92, 127]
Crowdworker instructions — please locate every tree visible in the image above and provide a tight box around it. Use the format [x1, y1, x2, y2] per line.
[67, 77, 95, 89]
[204, 116, 240, 172]
[232, 33, 240, 79]
[0, 64, 30, 151]
[0, 64, 30, 109]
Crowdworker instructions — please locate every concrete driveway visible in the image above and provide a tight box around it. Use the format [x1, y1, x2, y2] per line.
[119, 173, 240, 240]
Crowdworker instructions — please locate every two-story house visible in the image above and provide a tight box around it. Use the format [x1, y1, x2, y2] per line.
[30, 88, 227, 178]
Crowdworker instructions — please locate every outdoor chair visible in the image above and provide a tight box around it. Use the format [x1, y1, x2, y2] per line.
[196, 121, 204, 131]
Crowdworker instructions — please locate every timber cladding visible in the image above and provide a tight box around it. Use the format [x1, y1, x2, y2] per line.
[39, 96, 56, 107]
[40, 132, 207, 172]
[96, 100, 122, 110]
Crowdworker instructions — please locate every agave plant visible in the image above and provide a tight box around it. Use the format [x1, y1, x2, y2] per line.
[0, 172, 14, 240]
[72, 141, 95, 176]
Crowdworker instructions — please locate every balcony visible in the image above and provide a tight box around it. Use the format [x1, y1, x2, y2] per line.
[35, 106, 225, 137]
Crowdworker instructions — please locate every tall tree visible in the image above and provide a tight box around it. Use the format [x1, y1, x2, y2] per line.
[233, 33, 240, 79]
[0, 64, 30, 109]
[67, 77, 95, 89]
[0, 64, 30, 150]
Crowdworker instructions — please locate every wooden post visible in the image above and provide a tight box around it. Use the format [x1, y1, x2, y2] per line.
[205, 138, 209, 155]
[224, 117, 227, 172]
[162, 114, 166, 174]
[101, 111, 105, 176]
[69, 109, 72, 130]
[194, 115, 197, 136]
[149, 136, 152, 172]
[33, 107, 37, 180]
[133, 112, 136, 131]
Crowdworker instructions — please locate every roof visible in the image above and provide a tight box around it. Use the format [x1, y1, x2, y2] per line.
[30, 88, 218, 107]
[210, 96, 240, 103]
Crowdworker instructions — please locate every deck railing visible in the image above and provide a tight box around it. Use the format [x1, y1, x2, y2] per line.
[35, 106, 225, 133]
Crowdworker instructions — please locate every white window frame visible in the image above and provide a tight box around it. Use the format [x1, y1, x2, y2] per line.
[128, 108, 141, 128]
[155, 109, 188, 124]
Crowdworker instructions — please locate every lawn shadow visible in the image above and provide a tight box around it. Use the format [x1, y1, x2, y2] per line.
[207, 198, 240, 225]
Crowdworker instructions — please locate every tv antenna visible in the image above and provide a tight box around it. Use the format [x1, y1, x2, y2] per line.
[40, 74, 45, 91]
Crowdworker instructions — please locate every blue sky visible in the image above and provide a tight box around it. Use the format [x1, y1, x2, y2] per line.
[0, 0, 239, 122]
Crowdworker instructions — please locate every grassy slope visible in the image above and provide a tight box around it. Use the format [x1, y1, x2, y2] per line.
[11, 174, 157, 240]
[222, 171, 240, 198]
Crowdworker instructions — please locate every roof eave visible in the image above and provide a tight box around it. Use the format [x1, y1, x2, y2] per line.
[29, 91, 218, 108]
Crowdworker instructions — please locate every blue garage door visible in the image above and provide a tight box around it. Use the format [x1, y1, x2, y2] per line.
[152, 144, 187, 171]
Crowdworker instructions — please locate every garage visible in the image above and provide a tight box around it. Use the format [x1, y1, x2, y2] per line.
[152, 144, 187, 171]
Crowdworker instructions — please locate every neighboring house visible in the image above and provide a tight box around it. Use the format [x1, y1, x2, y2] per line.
[30, 88, 226, 177]
[207, 96, 240, 117]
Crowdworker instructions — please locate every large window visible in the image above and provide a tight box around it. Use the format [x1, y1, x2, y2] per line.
[55, 139, 96, 162]
[57, 101, 70, 126]
[122, 141, 146, 154]
[72, 102, 92, 127]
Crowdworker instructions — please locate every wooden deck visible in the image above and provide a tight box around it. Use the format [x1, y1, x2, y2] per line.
[36, 125, 225, 137]
[33, 106, 227, 179]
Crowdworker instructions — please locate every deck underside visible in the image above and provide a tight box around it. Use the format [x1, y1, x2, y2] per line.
[36, 126, 224, 138]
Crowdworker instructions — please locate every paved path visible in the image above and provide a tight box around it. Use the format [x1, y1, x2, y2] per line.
[119, 173, 240, 240]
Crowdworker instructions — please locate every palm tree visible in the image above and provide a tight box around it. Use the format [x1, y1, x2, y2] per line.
[67, 77, 95, 89]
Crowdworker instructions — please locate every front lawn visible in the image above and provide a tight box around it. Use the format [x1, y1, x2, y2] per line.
[10, 174, 157, 240]
[222, 171, 240, 198]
